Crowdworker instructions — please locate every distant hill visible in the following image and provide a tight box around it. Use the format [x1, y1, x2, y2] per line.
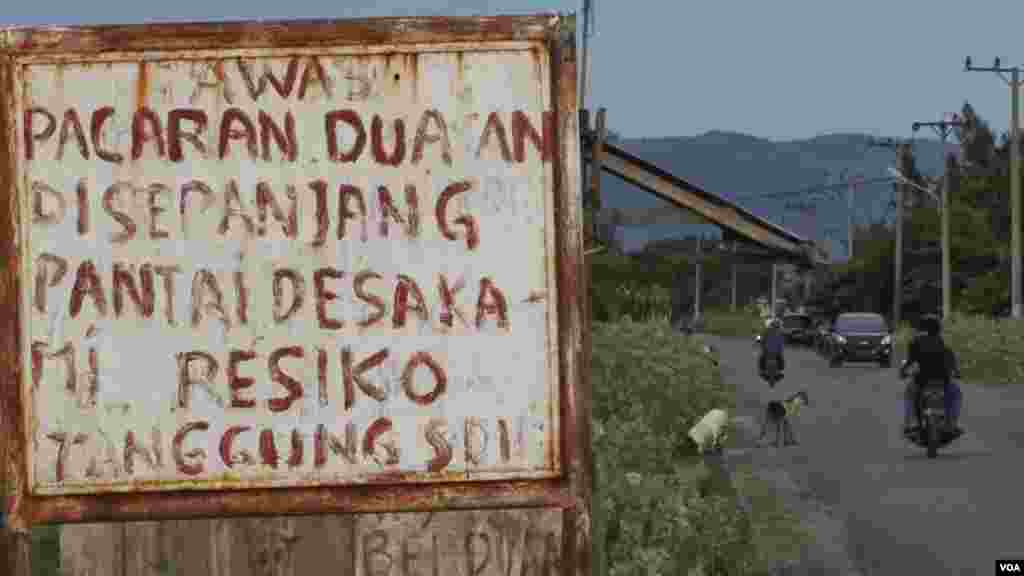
[599, 130, 956, 261]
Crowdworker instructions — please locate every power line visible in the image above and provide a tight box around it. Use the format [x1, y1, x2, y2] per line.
[735, 175, 899, 200]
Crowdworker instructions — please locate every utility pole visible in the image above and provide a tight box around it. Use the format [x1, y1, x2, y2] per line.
[579, 0, 596, 246]
[589, 108, 606, 245]
[869, 137, 911, 327]
[694, 236, 703, 323]
[966, 56, 1023, 319]
[944, 153, 960, 318]
[941, 159, 952, 319]
[730, 241, 738, 312]
[580, 0, 594, 112]
[771, 262, 778, 318]
[912, 115, 963, 319]
[893, 147, 907, 328]
[843, 172, 863, 260]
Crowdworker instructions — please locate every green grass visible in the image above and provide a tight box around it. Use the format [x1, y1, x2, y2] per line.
[2, 474, 64, 575]
[944, 314, 1024, 385]
[592, 319, 804, 575]
[30, 526, 61, 576]
[896, 313, 1024, 386]
[701, 309, 765, 338]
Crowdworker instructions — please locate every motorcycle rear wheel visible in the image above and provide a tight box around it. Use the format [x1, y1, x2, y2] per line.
[926, 419, 939, 458]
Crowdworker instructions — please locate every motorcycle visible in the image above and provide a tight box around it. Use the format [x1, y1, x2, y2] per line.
[755, 335, 784, 387]
[900, 359, 963, 458]
[762, 356, 783, 388]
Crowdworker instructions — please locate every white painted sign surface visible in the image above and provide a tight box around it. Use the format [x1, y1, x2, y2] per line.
[18, 46, 561, 495]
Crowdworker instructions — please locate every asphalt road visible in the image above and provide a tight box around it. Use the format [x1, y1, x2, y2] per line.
[714, 335, 1024, 575]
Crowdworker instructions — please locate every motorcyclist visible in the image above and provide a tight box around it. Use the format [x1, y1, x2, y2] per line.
[758, 317, 786, 384]
[900, 313, 963, 435]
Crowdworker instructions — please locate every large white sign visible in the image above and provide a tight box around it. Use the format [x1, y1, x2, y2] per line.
[19, 47, 561, 495]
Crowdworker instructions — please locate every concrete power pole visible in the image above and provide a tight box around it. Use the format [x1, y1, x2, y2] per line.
[771, 262, 778, 317]
[579, 0, 592, 112]
[730, 243, 738, 312]
[940, 161, 952, 319]
[965, 56, 1023, 318]
[868, 137, 910, 327]
[836, 170, 864, 261]
[847, 174, 855, 260]
[943, 154, 961, 319]
[912, 116, 964, 319]
[1015, 69, 1020, 318]
[893, 151, 906, 328]
[694, 236, 703, 323]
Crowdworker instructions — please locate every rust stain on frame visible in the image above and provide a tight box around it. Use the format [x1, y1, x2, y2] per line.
[136, 61, 148, 110]
[30, 478, 571, 525]
[1, 16, 561, 55]
[547, 16, 591, 576]
[0, 14, 582, 527]
[0, 54, 32, 534]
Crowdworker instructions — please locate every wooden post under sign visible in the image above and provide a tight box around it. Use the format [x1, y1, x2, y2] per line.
[589, 108, 607, 248]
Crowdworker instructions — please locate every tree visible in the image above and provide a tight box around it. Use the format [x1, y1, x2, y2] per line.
[956, 101, 996, 173]
[902, 177, 1007, 314]
[808, 103, 1010, 320]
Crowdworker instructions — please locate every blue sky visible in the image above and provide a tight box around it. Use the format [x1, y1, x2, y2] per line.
[5, 0, 1023, 141]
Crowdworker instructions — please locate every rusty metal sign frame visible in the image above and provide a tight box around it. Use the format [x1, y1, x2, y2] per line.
[0, 15, 588, 550]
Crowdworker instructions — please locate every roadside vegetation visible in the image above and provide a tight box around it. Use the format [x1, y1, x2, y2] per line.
[700, 306, 766, 338]
[590, 250, 775, 326]
[30, 527, 61, 576]
[893, 313, 1024, 386]
[0, 464, 61, 576]
[589, 251, 772, 340]
[592, 319, 807, 575]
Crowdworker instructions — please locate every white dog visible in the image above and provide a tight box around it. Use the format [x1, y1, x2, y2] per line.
[688, 408, 729, 453]
[701, 343, 720, 366]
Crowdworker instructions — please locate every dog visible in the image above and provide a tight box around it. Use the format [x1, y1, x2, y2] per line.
[688, 408, 729, 454]
[759, 390, 810, 447]
[701, 343, 720, 366]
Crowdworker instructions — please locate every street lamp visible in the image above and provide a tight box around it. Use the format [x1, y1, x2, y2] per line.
[910, 116, 962, 321]
[888, 163, 952, 319]
[887, 167, 941, 205]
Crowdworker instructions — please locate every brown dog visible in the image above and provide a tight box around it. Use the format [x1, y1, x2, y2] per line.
[759, 390, 810, 447]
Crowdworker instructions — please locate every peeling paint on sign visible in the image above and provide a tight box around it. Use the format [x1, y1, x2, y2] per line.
[357, 509, 561, 576]
[18, 46, 562, 495]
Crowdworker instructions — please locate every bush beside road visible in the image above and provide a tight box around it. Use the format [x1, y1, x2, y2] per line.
[592, 319, 807, 575]
[894, 313, 1024, 386]
[700, 308, 767, 338]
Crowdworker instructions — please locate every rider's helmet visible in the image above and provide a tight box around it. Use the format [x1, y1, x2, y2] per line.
[918, 313, 941, 336]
